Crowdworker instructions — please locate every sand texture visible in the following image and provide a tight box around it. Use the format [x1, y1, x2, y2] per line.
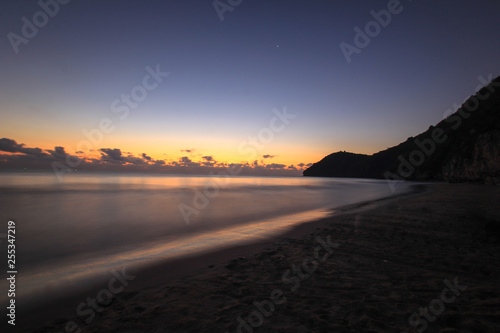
[33, 184, 500, 333]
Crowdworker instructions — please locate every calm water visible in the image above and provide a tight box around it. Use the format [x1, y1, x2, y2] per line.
[0, 171, 411, 304]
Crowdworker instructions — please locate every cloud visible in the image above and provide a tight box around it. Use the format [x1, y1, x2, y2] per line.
[0, 139, 81, 169]
[179, 156, 200, 167]
[23, 147, 48, 158]
[125, 155, 147, 165]
[48, 146, 67, 159]
[262, 154, 276, 159]
[0, 138, 304, 176]
[201, 156, 218, 166]
[99, 148, 154, 166]
[99, 148, 124, 162]
[180, 156, 192, 163]
[266, 163, 286, 169]
[0, 138, 49, 158]
[180, 149, 194, 153]
[46, 146, 81, 164]
[0, 138, 23, 153]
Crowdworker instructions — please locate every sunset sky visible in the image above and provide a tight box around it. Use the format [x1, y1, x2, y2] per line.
[1, 0, 499, 175]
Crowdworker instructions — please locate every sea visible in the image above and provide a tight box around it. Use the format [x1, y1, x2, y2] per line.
[0, 171, 412, 307]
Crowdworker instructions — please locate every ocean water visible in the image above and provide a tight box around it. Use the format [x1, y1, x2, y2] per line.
[0, 171, 411, 304]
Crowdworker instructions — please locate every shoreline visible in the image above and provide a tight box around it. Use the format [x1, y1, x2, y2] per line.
[18, 183, 423, 332]
[22, 183, 500, 332]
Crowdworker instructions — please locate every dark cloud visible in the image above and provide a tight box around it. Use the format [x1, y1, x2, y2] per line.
[99, 149, 151, 165]
[179, 156, 200, 167]
[125, 155, 147, 165]
[201, 156, 217, 166]
[98, 148, 160, 166]
[99, 148, 124, 162]
[180, 149, 194, 153]
[0, 138, 303, 176]
[262, 154, 276, 159]
[266, 163, 286, 169]
[48, 146, 67, 159]
[0, 138, 49, 158]
[0, 138, 23, 153]
[22, 147, 48, 158]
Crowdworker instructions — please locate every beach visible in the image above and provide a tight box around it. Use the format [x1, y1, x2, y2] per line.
[28, 183, 500, 332]
[2, 1, 499, 332]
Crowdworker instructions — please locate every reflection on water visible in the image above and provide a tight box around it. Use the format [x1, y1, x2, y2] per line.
[0, 172, 411, 303]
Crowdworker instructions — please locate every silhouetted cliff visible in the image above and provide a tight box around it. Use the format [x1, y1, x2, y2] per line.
[303, 76, 500, 184]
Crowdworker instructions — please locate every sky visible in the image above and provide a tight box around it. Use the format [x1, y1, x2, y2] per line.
[0, 0, 499, 176]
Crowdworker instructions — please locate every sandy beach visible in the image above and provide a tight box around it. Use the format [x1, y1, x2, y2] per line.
[29, 183, 500, 333]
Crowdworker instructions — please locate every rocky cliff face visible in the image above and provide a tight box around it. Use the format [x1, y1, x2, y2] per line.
[303, 76, 500, 184]
[440, 130, 500, 184]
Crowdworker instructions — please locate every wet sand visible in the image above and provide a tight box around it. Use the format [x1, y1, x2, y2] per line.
[28, 183, 500, 332]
